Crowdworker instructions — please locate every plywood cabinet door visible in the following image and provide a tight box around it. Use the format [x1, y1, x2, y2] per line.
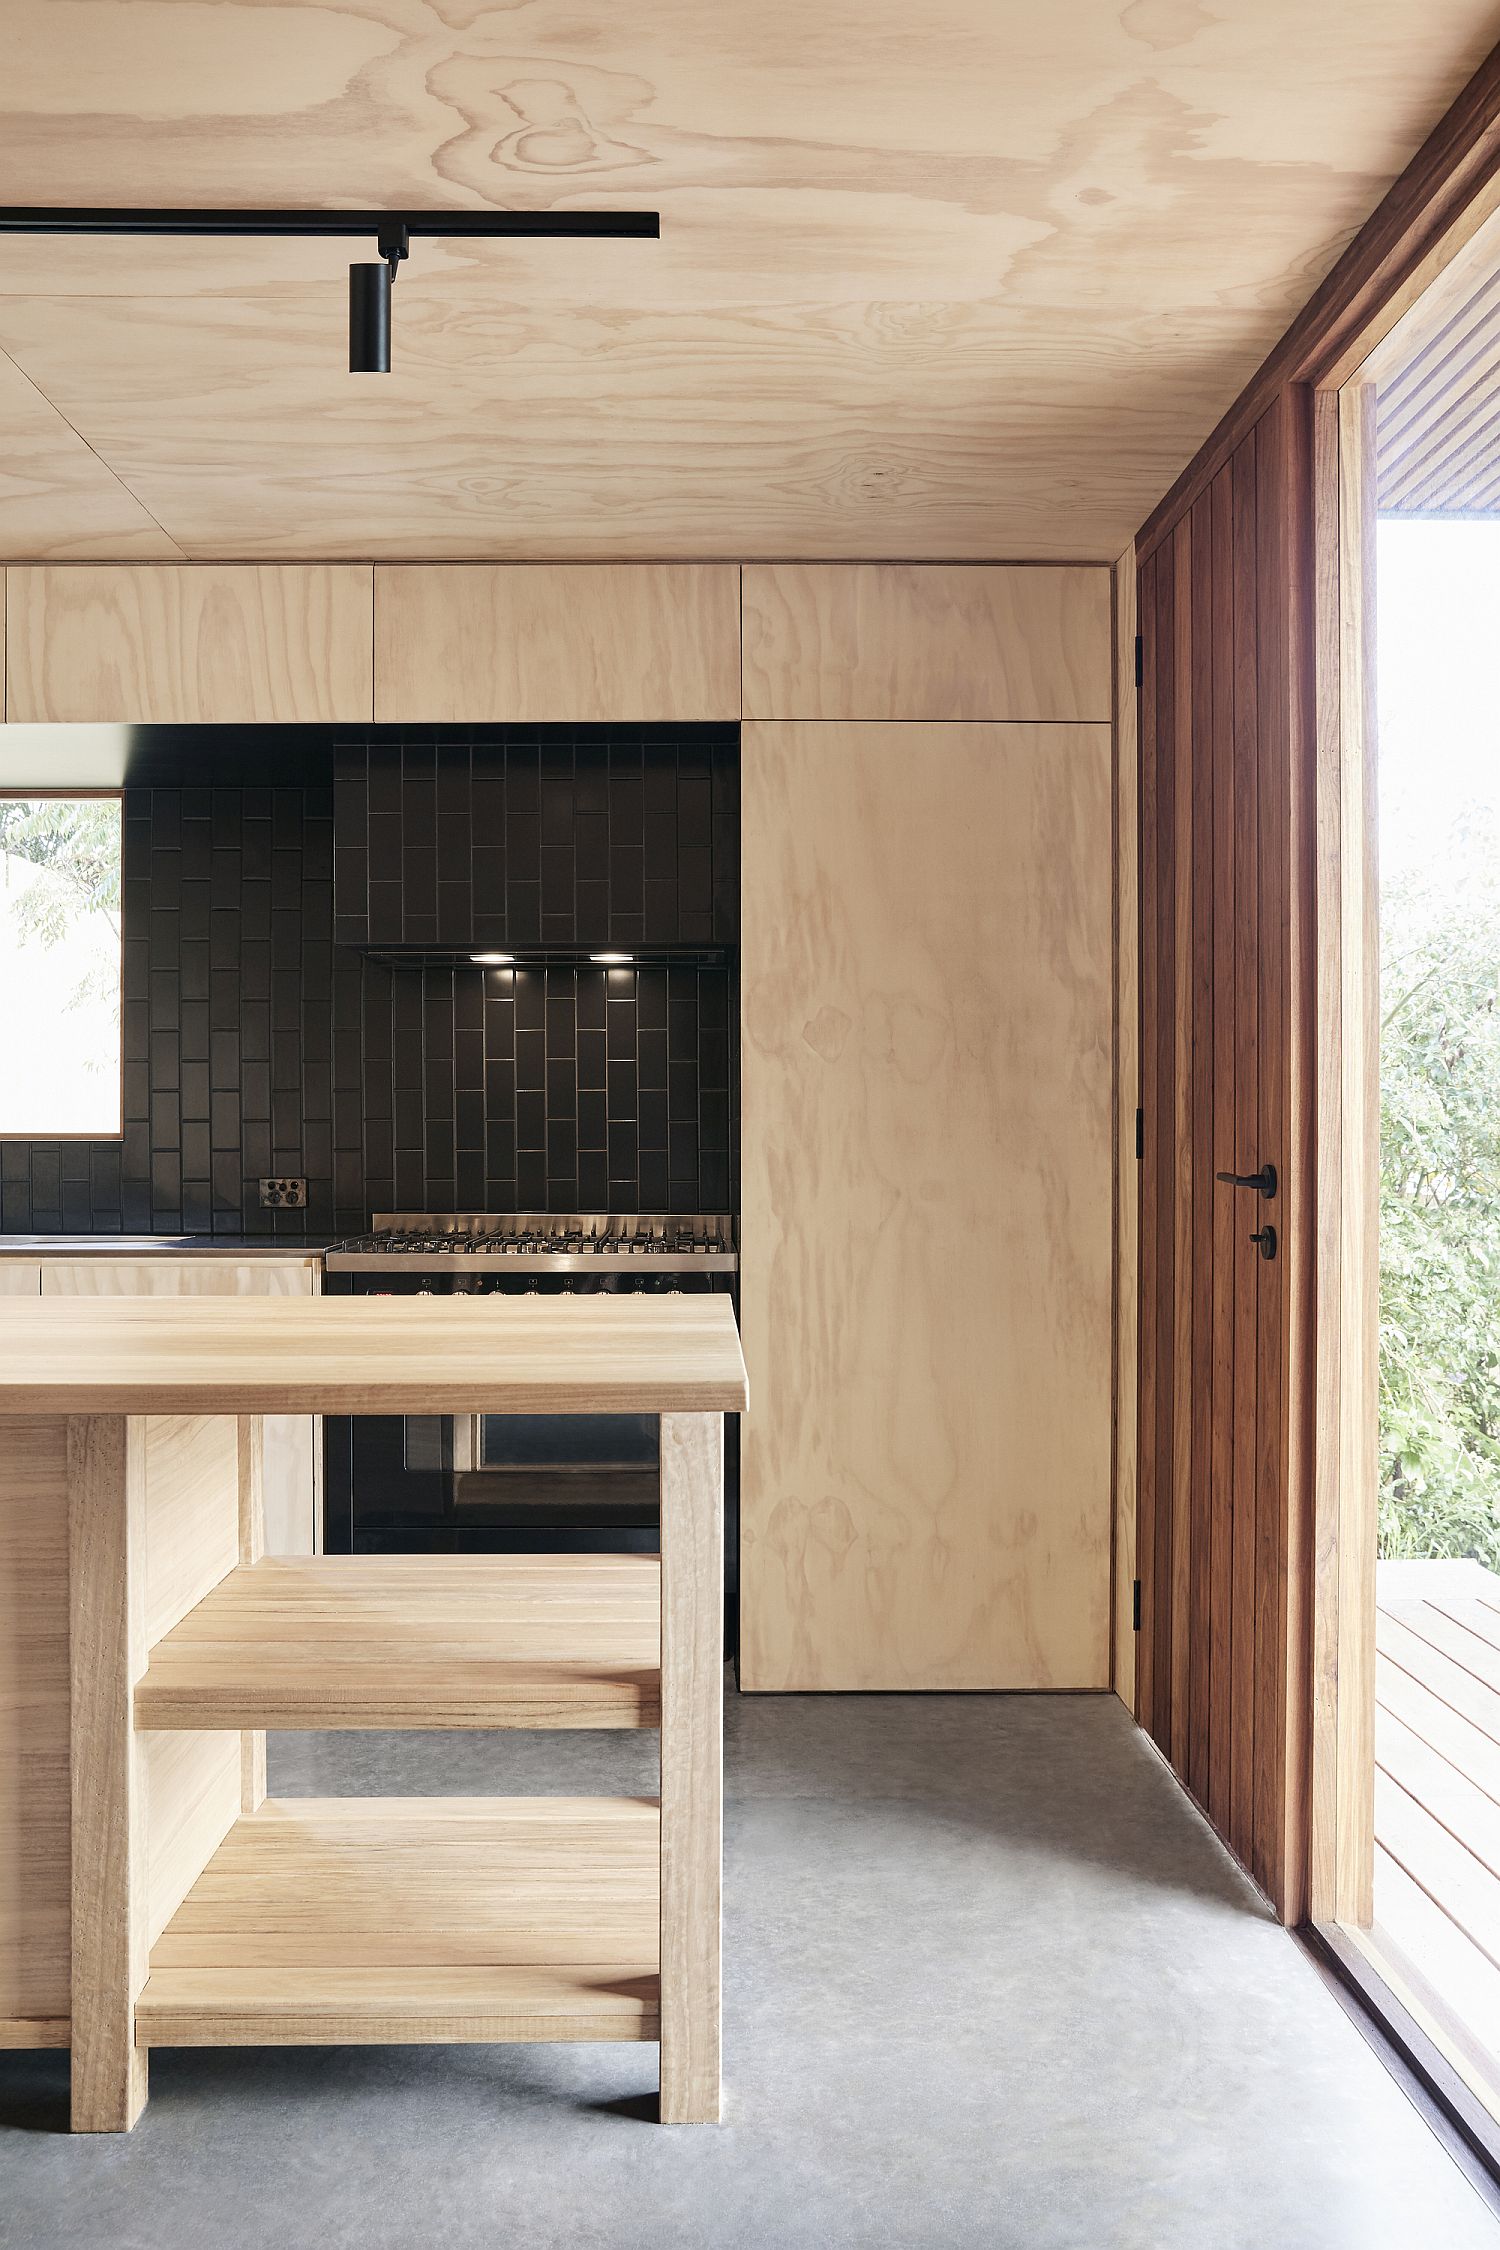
[4, 566, 374, 723]
[0, 1263, 41, 1295]
[741, 564, 1112, 722]
[373, 564, 741, 723]
[38, 1260, 322, 1556]
[740, 720, 1113, 1691]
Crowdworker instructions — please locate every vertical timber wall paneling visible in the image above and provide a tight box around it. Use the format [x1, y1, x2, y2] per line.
[4, 567, 374, 723]
[741, 716, 1113, 1692]
[1136, 389, 1314, 1919]
[1113, 551, 1140, 1710]
[373, 566, 742, 724]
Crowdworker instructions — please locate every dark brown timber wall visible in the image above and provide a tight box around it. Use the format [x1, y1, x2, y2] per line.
[1136, 388, 1315, 1923]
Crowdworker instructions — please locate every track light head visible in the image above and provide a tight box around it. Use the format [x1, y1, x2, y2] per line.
[349, 261, 391, 373]
[350, 222, 407, 375]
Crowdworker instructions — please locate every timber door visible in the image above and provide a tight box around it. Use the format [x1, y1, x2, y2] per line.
[1136, 389, 1310, 1921]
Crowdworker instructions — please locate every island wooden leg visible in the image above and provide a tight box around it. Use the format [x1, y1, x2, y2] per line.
[237, 1417, 267, 1812]
[68, 1415, 149, 2132]
[658, 1412, 723, 2124]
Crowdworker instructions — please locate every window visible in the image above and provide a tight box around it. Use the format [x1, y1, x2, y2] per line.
[0, 796, 123, 1137]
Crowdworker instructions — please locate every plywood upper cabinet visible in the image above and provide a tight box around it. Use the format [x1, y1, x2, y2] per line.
[741, 564, 1112, 722]
[374, 565, 741, 724]
[4, 566, 374, 723]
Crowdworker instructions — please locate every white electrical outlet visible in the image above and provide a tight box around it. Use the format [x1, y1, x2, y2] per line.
[258, 1176, 308, 1209]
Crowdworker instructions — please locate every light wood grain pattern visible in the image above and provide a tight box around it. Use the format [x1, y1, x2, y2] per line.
[40, 1258, 322, 1560]
[1137, 39, 1500, 557]
[1113, 549, 1139, 1710]
[658, 1414, 722, 2125]
[67, 1415, 148, 2131]
[742, 566, 1111, 722]
[237, 1417, 266, 1813]
[138, 1797, 658, 2046]
[740, 720, 1112, 1691]
[0, 2016, 69, 2048]
[1373, 246, 1500, 509]
[40, 1260, 321, 1297]
[136, 1415, 243, 1958]
[1, 4, 1496, 561]
[1307, 382, 1379, 1928]
[0, 1262, 41, 1294]
[0, 1294, 749, 1417]
[136, 1556, 662, 1731]
[0, 1418, 69, 2029]
[139, 1416, 239, 1648]
[0, 345, 181, 562]
[374, 565, 740, 723]
[4, 566, 372, 722]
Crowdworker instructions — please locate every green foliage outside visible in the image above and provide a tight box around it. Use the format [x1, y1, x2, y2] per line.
[0, 797, 120, 944]
[1379, 805, 1500, 1565]
[0, 797, 122, 1046]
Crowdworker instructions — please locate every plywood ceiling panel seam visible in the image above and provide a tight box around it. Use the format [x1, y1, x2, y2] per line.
[0, 340, 185, 562]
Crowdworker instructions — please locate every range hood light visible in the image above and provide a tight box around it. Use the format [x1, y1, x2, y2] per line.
[470, 951, 514, 966]
[590, 951, 634, 964]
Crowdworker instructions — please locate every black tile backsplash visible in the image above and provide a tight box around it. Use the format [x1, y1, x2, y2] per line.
[1, 728, 737, 1236]
[345, 960, 731, 1219]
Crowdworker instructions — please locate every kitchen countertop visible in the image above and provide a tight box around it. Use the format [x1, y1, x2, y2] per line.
[0, 1291, 750, 1415]
[0, 1236, 328, 1256]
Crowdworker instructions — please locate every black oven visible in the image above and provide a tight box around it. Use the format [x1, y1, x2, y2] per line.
[320, 1219, 738, 1575]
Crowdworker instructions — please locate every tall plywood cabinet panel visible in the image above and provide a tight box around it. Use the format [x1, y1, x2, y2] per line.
[374, 565, 741, 723]
[740, 717, 1113, 1691]
[4, 566, 373, 723]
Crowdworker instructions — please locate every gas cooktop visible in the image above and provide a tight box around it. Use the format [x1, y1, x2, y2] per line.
[325, 1212, 737, 1274]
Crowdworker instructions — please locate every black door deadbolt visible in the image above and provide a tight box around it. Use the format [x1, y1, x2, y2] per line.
[1250, 1225, 1277, 1261]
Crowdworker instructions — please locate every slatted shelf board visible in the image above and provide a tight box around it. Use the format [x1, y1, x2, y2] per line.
[135, 1555, 661, 1730]
[136, 1797, 660, 2047]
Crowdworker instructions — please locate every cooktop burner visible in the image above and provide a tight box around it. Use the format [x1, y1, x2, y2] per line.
[325, 1212, 737, 1273]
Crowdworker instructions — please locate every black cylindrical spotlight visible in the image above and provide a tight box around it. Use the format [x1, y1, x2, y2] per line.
[349, 261, 391, 373]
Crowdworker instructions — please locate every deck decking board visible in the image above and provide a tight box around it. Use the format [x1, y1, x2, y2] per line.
[1370, 1564, 1500, 2129]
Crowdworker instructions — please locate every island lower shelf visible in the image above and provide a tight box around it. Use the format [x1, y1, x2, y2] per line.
[137, 1795, 661, 2048]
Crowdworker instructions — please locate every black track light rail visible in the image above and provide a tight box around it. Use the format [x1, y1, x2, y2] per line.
[0, 207, 660, 239]
[0, 205, 661, 373]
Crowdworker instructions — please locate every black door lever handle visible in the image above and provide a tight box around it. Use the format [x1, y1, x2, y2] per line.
[1215, 1164, 1277, 1199]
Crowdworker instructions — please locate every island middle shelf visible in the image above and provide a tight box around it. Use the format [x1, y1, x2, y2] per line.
[135, 1554, 662, 1731]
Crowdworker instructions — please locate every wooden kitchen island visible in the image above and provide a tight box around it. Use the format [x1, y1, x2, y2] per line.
[0, 1293, 747, 2131]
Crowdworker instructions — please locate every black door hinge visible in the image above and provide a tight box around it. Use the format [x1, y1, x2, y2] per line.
[1132, 1579, 1142, 1633]
[1135, 1107, 1144, 1160]
[1134, 632, 1144, 689]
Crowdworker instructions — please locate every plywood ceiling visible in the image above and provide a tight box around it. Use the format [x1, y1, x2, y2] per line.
[1, 0, 1497, 563]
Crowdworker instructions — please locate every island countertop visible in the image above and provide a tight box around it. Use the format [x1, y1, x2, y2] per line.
[0, 1291, 749, 1417]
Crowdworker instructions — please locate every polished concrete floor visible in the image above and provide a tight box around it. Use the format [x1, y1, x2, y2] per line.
[3, 1690, 1497, 2250]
